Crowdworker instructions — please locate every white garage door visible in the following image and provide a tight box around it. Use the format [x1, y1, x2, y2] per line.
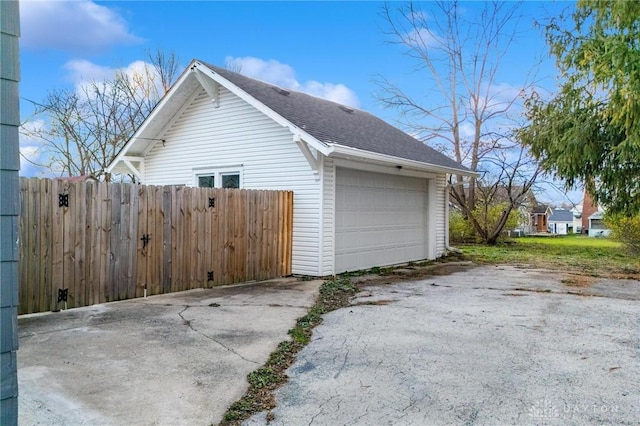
[335, 168, 428, 273]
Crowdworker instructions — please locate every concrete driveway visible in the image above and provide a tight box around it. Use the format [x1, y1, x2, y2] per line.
[247, 265, 639, 426]
[18, 278, 322, 425]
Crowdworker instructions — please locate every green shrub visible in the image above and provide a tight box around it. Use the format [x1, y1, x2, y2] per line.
[449, 203, 521, 244]
[605, 213, 640, 253]
[449, 210, 476, 243]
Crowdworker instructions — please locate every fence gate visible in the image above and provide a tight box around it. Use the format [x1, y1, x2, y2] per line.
[19, 178, 293, 314]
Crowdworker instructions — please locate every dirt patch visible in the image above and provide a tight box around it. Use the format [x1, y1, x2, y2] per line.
[355, 261, 476, 288]
[351, 299, 395, 306]
[561, 274, 596, 288]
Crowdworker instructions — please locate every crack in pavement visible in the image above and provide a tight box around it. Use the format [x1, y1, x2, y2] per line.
[308, 394, 339, 426]
[334, 348, 350, 379]
[177, 306, 259, 365]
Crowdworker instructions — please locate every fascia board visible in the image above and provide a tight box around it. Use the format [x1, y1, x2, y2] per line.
[140, 86, 202, 158]
[193, 61, 331, 156]
[328, 144, 479, 177]
[107, 61, 199, 173]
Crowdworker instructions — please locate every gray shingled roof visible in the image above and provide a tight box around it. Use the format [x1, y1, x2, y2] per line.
[201, 61, 468, 172]
[549, 209, 574, 222]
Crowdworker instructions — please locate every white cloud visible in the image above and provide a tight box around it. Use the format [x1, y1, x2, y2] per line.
[478, 81, 526, 115]
[65, 59, 152, 85]
[21, 0, 142, 53]
[225, 57, 298, 89]
[225, 56, 360, 108]
[64, 59, 116, 84]
[458, 122, 475, 140]
[19, 120, 49, 176]
[405, 27, 442, 49]
[488, 82, 525, 106]
[63, 59, 165, 103]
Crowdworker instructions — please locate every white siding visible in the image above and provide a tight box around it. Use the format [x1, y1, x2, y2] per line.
[435, 174, 447, 256]
[143, 88, 321, 276]
[321, 158, 335, 275]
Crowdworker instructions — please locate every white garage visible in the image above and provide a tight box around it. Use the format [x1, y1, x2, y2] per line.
[335, 168, 429, 273]
[108, 60, 473, 276]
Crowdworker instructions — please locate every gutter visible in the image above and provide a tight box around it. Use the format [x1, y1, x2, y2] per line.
[327, 144, 478, 178]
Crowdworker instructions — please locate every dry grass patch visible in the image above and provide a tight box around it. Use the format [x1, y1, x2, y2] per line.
[561, 275, 596, 288]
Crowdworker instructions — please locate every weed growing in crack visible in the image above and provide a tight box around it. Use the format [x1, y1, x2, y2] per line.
[219, 276, 357, 425]
[248, 367, 283, 389]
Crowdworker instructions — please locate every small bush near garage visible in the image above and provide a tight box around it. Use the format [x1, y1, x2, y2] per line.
[449, 204, 520, 244]
[449, 210, 476, 243]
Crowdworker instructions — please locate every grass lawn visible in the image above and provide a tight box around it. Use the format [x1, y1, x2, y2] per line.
[459, 234, 640, 278]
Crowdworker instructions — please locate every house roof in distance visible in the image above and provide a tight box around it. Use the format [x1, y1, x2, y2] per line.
[549, 208, 574, 222]
[532, 204, 548, 214]
[200, 61, 469, 173]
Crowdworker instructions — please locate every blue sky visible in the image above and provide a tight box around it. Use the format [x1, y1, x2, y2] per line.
[18, 0, 578, 204]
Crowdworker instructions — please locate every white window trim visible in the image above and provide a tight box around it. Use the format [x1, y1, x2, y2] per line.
[192, 165, 244, 188]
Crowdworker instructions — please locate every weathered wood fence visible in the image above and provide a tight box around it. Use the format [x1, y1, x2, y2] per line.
[18, 178, 293, 314]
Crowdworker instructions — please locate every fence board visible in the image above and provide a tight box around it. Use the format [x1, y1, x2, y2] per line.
[83, 182, 93, 306]
[18, 178, 293, 314]
[162, 186, 172, 294]
[127, 184, 138, 300]
[136, 184, 148, 298]
[74, 182, 87, 308]
[98, 182, 110, 304]
[170, 186, 180, 292]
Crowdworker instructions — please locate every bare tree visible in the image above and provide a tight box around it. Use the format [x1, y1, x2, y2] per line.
[147, 49, 179, 94]
[378, 1, 541, 244]
[22, 50, 179, 180]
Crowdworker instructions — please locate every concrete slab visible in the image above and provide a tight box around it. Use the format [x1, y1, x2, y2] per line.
[18, 278, 322, 425]
[247, 265, 640, 426]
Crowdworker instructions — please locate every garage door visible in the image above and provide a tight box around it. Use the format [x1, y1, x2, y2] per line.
[335, 168, 428, 273]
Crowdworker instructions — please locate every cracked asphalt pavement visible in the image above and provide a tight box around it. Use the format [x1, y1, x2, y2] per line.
[247, 265, 640, 426]
[17, 278, 322, 425]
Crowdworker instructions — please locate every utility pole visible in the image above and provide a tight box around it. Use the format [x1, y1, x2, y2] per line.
[0, 0, 20, 423]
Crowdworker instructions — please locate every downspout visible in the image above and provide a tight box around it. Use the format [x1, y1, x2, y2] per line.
[445, 177, 462, 254]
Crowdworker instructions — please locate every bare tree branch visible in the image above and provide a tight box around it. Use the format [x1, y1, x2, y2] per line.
[378, 1, 540, 244]
[22, 50, 179, 180]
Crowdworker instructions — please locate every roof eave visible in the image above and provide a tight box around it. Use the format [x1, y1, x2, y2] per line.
[327, 144, 477, 177]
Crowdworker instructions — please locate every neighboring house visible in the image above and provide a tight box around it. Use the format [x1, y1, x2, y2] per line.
[588, 211, 611, 237]
[107, 60, 472, 276]
[572, 189, 609, 236]
[527, 204, 549, 234]
[571, 205, 583, 234]
[548, 208, 574, 234]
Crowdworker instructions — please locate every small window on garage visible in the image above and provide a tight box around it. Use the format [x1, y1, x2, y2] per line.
[194, 167, 243, 189]
[221, 173, 240, 189]
[198, 175, 215, 188]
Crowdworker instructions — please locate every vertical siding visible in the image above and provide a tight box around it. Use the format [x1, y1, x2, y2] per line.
[435, 174, 447, 256]
[143, 88, 321, 276]
[321, 158, 335, 275]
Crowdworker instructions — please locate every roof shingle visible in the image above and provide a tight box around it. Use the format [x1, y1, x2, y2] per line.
[549, 209, 574, 222]
[202, 61, 468, 172]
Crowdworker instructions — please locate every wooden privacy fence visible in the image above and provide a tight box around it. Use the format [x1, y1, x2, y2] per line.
[18, 178, 293, 314]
